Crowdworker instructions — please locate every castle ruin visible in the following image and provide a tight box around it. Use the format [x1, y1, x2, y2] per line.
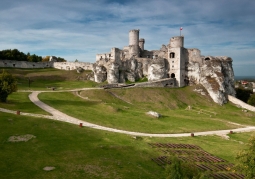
[93, 29, 236, 104]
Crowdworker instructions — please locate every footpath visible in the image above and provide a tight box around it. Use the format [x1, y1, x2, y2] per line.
[1, 90, 255, 138]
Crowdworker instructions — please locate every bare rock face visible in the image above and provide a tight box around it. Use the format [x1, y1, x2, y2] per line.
[186, 61, 200, 85]
[148, 58, 167, 82]
[186, 56, 235, 105]
[93, 65, 107, 83]
[107, 63, 120, 84]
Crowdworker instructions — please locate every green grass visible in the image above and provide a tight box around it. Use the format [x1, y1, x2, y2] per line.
[0, 92, 49, 115]
[37, 87, 255, 133]
[0, 68, 99, 90]
[0, 112, 254, 179]
[0, 112, 164, 179]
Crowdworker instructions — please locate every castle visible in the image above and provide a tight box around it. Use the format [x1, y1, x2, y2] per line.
[93, 29, 235, 104]
[94, 29, 204, 87]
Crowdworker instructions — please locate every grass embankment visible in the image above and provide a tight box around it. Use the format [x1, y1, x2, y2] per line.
[0, 112, 254, 179]
[0, 68, 98, 90]
[38, 87, 255, 133]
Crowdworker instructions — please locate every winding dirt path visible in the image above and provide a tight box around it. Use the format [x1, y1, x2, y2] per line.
[1, 89, 255, 137]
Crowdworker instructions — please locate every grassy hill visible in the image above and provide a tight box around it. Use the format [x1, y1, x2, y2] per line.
[38, 87, 255, 133]
[0, 67, 98, 90]
[1, 68, 255, 178]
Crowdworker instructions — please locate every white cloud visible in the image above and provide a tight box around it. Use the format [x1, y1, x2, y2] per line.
[0, 0, 254, 75]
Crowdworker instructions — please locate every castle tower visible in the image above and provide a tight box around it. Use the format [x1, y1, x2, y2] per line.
[168, 36, 186, 87]
[129, 29, 140, 57]
[139, 38, 145, 51]
[169, 36, 184, 48]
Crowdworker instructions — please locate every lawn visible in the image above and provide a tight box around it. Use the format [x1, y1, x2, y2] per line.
[0, 92, 49, 115]
[0, 112, 254, 179]
[37, 87, 255, 133]
[0, 67, 99, 91]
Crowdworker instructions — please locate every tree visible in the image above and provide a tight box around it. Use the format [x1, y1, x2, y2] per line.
[42, 56, 50, 62]
[236, 88, 253, 103]
[248, 94, 255, 106]
[236, 135, 255, 179]
[0, 70, 17, 102]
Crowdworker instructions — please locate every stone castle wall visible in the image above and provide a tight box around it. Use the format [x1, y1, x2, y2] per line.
[0, 60, 93, 71]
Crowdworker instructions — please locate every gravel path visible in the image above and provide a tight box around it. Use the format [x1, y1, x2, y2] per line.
[1, 89, 255, 137]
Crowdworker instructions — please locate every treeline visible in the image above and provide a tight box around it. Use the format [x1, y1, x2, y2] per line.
[0, 49, 66, 62]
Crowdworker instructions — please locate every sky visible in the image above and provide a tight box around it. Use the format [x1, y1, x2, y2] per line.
[0, 0, 254, 76]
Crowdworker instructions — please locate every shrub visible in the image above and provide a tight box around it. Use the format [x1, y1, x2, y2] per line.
[0, 70, 17, 102]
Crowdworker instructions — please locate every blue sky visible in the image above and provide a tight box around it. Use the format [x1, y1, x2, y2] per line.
[0, 0, 254, 76]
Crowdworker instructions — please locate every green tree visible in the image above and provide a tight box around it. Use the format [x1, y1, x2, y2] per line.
[247, 94, 255, 106]
[236, 88, 253, 103]
[0, 70, 17, 102]
[236, 135, 255, 179]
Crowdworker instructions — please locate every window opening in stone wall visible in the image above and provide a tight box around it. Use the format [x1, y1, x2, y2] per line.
[170, 52, 175, 58]
[13, 64, 15, 67]
[171, 73, 175, 78]
[205, 57, 210, 60]
[172, 61, 174, 63]
[172, 65, 174, 68]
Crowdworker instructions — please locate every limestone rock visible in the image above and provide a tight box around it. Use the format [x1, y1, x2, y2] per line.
[107, 63, 119, 84]
[148, 58, 167, 81]
[146, 111, 161, 118]
[186, 56, 235, 105]
[93, 65, 107, 83]
[43, 166, 55, 171]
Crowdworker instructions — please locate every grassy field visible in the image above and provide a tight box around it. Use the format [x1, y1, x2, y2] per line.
[0, 92, 49, 115]
[1, 67, 255, 178]
[0, 112, 254, 179]
[0, 68, 99, 90]
[38, 87, 255, 133]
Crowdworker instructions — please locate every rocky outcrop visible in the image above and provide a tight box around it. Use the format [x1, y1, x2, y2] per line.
[93, 65, 107, 83]
[186, 56, 235, 105]
[148, 58, 168, 81]
[107, 63, 120, 84]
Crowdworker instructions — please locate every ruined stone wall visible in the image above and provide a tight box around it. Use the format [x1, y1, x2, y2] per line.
[0, 60, 53, 68]
[0, 60, 93, 71]
[187, 49, 202, 63]
[53, 62, 93, 70]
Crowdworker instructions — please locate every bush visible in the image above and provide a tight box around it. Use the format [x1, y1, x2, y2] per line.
[236, 88, 253, 103]
[247, 94, 255, 106]
[236, 135, 255, 179]
[0, 70, 17, 102]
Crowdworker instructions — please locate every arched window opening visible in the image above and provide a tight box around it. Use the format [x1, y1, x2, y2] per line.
[170, 52, 175, 58]
[205, 57, 210, 61]
[171, 73, 175, 78]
